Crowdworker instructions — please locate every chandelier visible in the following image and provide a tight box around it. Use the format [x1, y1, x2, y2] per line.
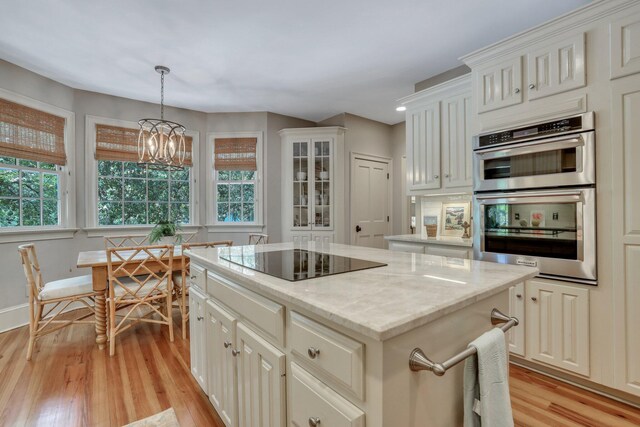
[137, 65, 186, 169]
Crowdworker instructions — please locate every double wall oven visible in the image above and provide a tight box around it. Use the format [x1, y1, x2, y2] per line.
[473, 112, 597, 285]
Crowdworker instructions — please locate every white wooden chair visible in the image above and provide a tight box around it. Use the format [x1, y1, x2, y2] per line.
[248, 233, 269, 245]
[18, 243, 100, 360]
[106, 245, 175, 356]
[175, 240, 233, 339]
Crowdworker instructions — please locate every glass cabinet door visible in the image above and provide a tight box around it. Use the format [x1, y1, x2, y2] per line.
[312, 139, 331, 229]
[292, 141, 309, 228]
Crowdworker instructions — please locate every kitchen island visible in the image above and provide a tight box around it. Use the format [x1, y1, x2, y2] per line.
[185, 242, 537, 427]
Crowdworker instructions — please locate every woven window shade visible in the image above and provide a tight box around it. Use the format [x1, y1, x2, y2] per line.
[0, 97, 67, 165]
[95, 124, 193, 166]
[214, 138, 257, 171]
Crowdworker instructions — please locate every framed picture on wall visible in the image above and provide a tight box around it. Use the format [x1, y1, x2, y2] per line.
[441, 202, 471, 237]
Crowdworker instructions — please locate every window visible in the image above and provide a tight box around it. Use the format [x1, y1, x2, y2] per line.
[0, 157, 61, 227]
[97, 160, 191, 226]
[207, 132, 263, 229]
[86, 116, 198, 229]
[0, 90, 74, 235]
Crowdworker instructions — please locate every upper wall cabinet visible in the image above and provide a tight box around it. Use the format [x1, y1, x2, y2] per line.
[610, 11, 640, 79]
[399, 75, 472, 195]
[471, 32, 586, 114]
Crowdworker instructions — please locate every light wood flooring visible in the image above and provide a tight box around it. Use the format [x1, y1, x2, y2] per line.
[1, 311, 639, 426]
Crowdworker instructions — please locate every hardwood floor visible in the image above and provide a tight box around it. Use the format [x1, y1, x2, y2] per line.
[1, 311, 639, 426]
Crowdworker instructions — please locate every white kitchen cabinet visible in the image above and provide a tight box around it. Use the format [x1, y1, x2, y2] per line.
[206, 300, 238, 427]
[406, 101, 440, 191]
[610, 11, 640, 79]
[189, 285, 208, 393]
[236, 323, 286, 427]
[280, 127, 346, 243]
[527, 33, 586, 100]
[399, 74, 472, 195]
[475, 56, 523, 113]
[526, 278, 590, 376]
[508, 283, 526, 357]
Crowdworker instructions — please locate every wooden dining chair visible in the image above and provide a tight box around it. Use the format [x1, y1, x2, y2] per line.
[18, 243, 100, 360]
[248, 233, 269, 245]
[106, 245, 175, 356]
[103, 235, 150, 249]
[175, 240, 233, 339]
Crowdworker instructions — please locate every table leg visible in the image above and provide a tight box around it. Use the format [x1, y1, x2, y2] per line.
[92, 266, 108, 350]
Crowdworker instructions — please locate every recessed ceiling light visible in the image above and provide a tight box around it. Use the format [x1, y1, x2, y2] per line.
[396, 106, 406, 112]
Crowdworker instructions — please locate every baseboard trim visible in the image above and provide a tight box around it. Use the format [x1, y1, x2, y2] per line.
[0, 301, 93, 333]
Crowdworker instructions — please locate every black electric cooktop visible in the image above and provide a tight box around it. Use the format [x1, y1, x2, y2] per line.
[219, 249, 387, 282]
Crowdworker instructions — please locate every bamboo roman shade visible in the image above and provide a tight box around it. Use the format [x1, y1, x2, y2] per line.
[214, 137, 257, 171]
[0, 97, 67, 165]
[95, 124, 193, 166]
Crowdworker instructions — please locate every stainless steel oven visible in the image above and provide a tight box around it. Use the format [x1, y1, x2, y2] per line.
[473, 112, 595, 192]
[473, 112, 597, 285]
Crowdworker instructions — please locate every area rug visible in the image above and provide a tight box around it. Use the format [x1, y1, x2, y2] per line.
[123, 408, 180, 427]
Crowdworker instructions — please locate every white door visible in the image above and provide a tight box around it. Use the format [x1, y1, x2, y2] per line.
[236, 322, 286, 427]
[351, 157, 390, 248]
[189, 286, 207, 392]
[206, 300, 238, 427]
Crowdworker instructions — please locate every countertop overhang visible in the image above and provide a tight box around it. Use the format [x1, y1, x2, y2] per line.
[185, 243, 537, 341]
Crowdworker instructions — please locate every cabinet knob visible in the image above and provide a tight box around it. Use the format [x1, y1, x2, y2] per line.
[190, 275, 196, 279]
[309, 417, 321, 427]
[514, 88, 520, 94]
[516, 294, 522, 299]
[232, 349, 241, 357]
[531, 297, 538, 302]
[224, 341, 232, 348]
[307, 347, 321, 359]
[434, 175, 439, 179]
[529, 84, 536, 90]
[444, 174, 450, 178]
[197, 316, 203, 321]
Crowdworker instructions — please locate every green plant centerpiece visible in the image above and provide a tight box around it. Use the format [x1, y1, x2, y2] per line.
[148, 220, 183, 245]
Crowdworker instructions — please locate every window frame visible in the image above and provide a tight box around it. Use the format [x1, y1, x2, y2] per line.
[85, 115, 200, 232]
[206, 131, 264, 232]
[0, 87, 76, 243]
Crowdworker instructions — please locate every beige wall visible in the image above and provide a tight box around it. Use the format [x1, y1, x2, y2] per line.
[391, 121, 406, 235]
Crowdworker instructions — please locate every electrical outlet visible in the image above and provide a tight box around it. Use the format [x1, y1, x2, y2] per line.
[553, 212, 559, 220]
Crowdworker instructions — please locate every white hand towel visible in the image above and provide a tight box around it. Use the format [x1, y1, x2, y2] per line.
[463, 328, 514, 427]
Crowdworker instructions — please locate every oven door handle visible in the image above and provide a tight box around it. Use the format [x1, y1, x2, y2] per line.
[475, 135, 584, 159]
[475, 190, 584, 202]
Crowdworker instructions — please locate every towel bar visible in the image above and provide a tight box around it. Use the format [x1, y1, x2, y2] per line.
[409, 308, 518, 376]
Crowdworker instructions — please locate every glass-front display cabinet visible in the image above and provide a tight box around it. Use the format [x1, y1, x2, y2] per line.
[279, 127, 346, 244]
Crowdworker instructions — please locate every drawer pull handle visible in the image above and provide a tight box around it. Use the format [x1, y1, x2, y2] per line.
[307, 347, 320, 359]
[224, 341, 232, 348]
[309, 417, 321, 427]
[232, 349, 241, 357]
[531, 297, 538, 302]
[516, 294, 522, 299]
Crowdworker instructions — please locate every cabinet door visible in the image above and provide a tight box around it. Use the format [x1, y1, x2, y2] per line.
[189, 286, 207, 392]
[442, 92, 472, 189]
[290, 363, 365, 427]
[312, 233, 334, 245]
[508, 283, 525, 357]
[311, 138, 333, 230]
[526, 279, 589, 376]
[206, 300, 238, 427]
[527, 33, 586, 101]
[291, 233, 311, 246]
[236, 323, 286, 427]
[611, 74, 640, 396]
[406, 102, 441, 191]
[610, 11, 640, 79]
[291, 139, 311, 230]
[475, 56, 523, 113]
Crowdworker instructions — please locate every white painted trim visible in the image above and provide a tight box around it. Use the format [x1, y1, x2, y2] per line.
[349, 152, 393, 245]
[206, 131, 264, 227]
[0, 300, 92, 333]
[84, 115, 200, 228]
[0, 228, 78, 244]
[397, 74, 471, 107]
[277, 126, 346, 137]
[0, 86, 76, 232]
[84, 224, 201, 238]
[205, 224, 265, 233]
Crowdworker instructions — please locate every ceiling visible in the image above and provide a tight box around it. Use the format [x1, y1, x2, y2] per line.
[0, 0, 591, 125]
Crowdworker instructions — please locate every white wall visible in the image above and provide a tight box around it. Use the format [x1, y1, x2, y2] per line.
[391, 121, 406, 235]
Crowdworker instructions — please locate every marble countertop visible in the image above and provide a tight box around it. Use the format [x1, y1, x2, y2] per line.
[384, 234, 473, 247]
[185, 243, 537, 341]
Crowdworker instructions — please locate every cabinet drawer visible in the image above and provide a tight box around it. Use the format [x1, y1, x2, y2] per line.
[207, 272, 285, 346]
[388, 241, 425, 254]
[425, 245, 470, 259]
[189, 263, 206, 292]
[290, 312, 364, 399]
[290, 363, 365, 427]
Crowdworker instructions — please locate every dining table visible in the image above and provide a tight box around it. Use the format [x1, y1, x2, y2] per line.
[76, 247, 185, 350]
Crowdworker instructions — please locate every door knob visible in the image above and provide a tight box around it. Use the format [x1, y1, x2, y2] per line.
[224, 341, 232, 348]
[355, 225, 362, 233]
[308, 347, 321, 359]
[309, 417, 321, 427]
[529, 84, 536, 89]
